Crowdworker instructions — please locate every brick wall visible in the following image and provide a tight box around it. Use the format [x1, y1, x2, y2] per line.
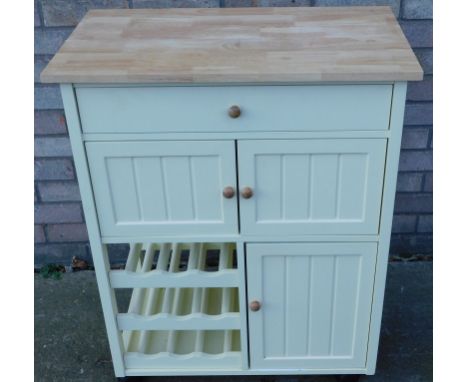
[34, 0, 433, 266]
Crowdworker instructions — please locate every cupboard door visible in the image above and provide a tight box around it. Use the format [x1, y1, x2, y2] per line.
[86, 141, 238, 237]
[237, 139, 386, 235]
[246, 242, 377, 370]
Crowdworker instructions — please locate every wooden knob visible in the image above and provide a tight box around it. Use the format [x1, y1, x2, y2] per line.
[250, 300, 261, 312]
[228, 105, 241, 118]
[223, 186, 235, 199]
[241, 187, 254, 199]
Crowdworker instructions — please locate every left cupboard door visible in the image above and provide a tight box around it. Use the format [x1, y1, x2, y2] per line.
[86, 140, 238, 238]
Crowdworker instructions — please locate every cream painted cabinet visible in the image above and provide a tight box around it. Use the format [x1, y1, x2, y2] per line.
[41, 6, 422, 380]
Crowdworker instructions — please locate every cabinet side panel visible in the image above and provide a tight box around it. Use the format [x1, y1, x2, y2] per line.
[366, 82, 408, 374]
[60, 84, 126, 377]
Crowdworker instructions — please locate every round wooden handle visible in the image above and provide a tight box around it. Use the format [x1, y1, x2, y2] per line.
[228, 105, 241, 118]
[250, 300, 261, 312]
[241, 187, 254, 199]
[222, 186, 235, 199]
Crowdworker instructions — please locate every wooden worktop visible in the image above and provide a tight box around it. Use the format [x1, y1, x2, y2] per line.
[40, 6, 423, 84]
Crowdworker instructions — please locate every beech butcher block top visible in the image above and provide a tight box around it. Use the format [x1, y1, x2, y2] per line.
[40, 6, 423, 84]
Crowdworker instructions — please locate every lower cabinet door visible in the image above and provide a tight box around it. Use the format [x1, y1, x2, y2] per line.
[246, 242, 377, 370]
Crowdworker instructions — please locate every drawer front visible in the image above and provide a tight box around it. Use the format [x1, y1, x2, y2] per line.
[86, 141, 238, 237]
[238, 139, 387, 235]
[76, 85, 392, 134]
[246, 242, 377, 370]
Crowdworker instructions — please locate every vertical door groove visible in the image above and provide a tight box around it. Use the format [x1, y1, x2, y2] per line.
[335, 154, 343, 219]
[284, 256, 288, 356]
[188, 157, 197, 221]
[350, 257, 364, 357]
[329, 256, 339, 356]
[305, 256, 312, 356]
[308, 155, 315, 220]
[279, 154, 286, 220]
[131, 158, 143, 221]
[161, 157, 172, 221]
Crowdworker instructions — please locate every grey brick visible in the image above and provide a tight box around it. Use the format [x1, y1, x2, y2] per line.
[35, 0, 41, 27]
[398, 150, 432, 172]
[394, 193, 432, 213]
[46, 223, 89, 242]
[35, 110, 67, 135]
[396, 172, 423, 192]
[35, 225, 46, 243]
[38, 181, 82, 202]
[404, 102, 433, 125]
[407, 76, 432, 101]
[108, 244, 131, 264]
[401, 0, 432, 19]
[423, 173, 432, 192]
[399, 20, 432, 48]
[35, 159, 75, 180]
[133, 0, 219, 7]
[35, 137, 72, 157]
[42, 1, 129, 26]
[35, 85, 63, 109]
[34, 28, 73, 55]
[401, 127, 429, 149]
[35, 55, 52, 83]
[132, 0, 167, 7]
[35, 203, 83, 224]
[224, 0, 257, 5]
[392, 215, 417, 233]
[418, 215, 432, 232]
[259, 0, 312, 6]
[414, 49, 433, 74]
[34, 243, 89, 266]
[314, 0, 400, 16]
[390, 233, 432, 254]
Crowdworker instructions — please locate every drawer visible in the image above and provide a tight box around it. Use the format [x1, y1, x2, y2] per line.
[238, 139, 387, 235]
[86, 140, 238, 238]
[76, 85, 393, 134]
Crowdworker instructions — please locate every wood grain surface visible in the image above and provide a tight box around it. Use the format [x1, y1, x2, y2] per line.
[41, 6, 423, 84]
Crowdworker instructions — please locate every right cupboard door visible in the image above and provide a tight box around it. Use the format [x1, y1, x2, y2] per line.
[246, 242, 377, 370]
[237, 139, 387, 235]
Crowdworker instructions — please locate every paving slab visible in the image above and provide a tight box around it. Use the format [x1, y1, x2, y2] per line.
[35, 262, 432, 382]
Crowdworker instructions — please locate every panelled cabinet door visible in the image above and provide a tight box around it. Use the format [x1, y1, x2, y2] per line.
[237, 139, 387, 235]
[246, 242, 377, 370]
[86, 141, 238, 237]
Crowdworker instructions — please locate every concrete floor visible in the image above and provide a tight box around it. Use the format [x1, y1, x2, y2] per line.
[35, 262, 432, 382]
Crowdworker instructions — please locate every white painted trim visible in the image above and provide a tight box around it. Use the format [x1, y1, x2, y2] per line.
[365, 82, 407, 374]
[60, 84, 126, 377]
[82, 131, 391, 141]
[101, 234, 380, 244]
[125, 367, 369, 376]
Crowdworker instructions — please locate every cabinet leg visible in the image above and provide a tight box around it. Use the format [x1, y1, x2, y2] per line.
[335, 375, 361, 382]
